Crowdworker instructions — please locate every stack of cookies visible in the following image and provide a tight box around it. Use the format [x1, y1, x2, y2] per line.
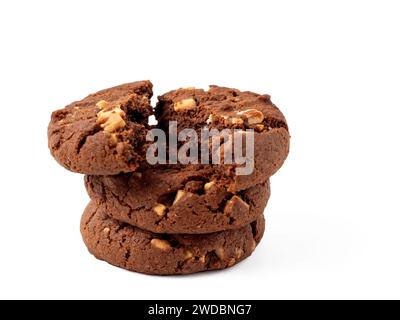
[48, 81, 290, 275]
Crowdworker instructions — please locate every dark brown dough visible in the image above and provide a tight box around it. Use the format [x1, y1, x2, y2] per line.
[48, 81, 153, 175]
[81, 202, 265, 275]
[156, 86, 290, 192]
[85, 165, 270, 234]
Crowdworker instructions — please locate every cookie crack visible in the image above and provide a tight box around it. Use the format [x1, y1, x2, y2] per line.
[77, 127, 101, 154]
[124, 248, 131, 267]
[106, 188, 139, 222]
[51, 128, 75, 152]
[85, 204, 100, 230]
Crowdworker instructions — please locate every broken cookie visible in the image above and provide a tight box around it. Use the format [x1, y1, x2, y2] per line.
[156, 85, 290, 192]
[48, 81, 153, 175]
[47, 81, 290, 276]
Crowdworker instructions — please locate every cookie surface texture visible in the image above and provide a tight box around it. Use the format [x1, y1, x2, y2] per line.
[81, 202, 265, 275]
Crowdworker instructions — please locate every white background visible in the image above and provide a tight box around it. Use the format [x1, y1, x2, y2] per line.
[0, 0, 399, 300]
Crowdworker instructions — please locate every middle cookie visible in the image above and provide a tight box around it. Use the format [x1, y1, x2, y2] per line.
[85, 165, 270, 234]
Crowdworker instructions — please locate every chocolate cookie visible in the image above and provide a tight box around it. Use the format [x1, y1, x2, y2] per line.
[85, 164, 270, 234]
[155, 86, 290, 192]
[81, 202, 265, 275]
[48, 81, 153, 175]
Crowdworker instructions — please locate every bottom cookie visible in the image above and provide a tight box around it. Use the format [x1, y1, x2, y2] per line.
[81, 202, 265, 275]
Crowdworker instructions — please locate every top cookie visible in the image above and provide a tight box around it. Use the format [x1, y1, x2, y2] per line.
[156, 86, 290, 192]
[156, 86, 288, 132]
[48, 81, 153, 175]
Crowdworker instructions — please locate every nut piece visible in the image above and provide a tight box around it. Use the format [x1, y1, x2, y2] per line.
[204, 181, 215, 191]
[150, 239, 171, 250]
[199, 255, 206, 263]
[132, 172, 143, 178]
[230, 117, 244, 125]
[153, 203, 167, 217]
[173, 190, 185, 205]
[110, 133, 119, 145]
[255, 124, 265, 132]
[173, 98, 197, 112]
[215, 247, 225, 260]
[220, 115, 244, 126]
[238, 109, 264, 125]
[103, 227, 110, 234]
[184, 250, 194, 260]
[228, 258, 236, 267]
[224, 195, 250, 216]
[235, 247, 244, 259]
[251, 240, 257, 251]
[207, 113, 245, 126]
[96, 100, 110, 109]
[97, 106, 126, 133]
[206, 114, 214, 125]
